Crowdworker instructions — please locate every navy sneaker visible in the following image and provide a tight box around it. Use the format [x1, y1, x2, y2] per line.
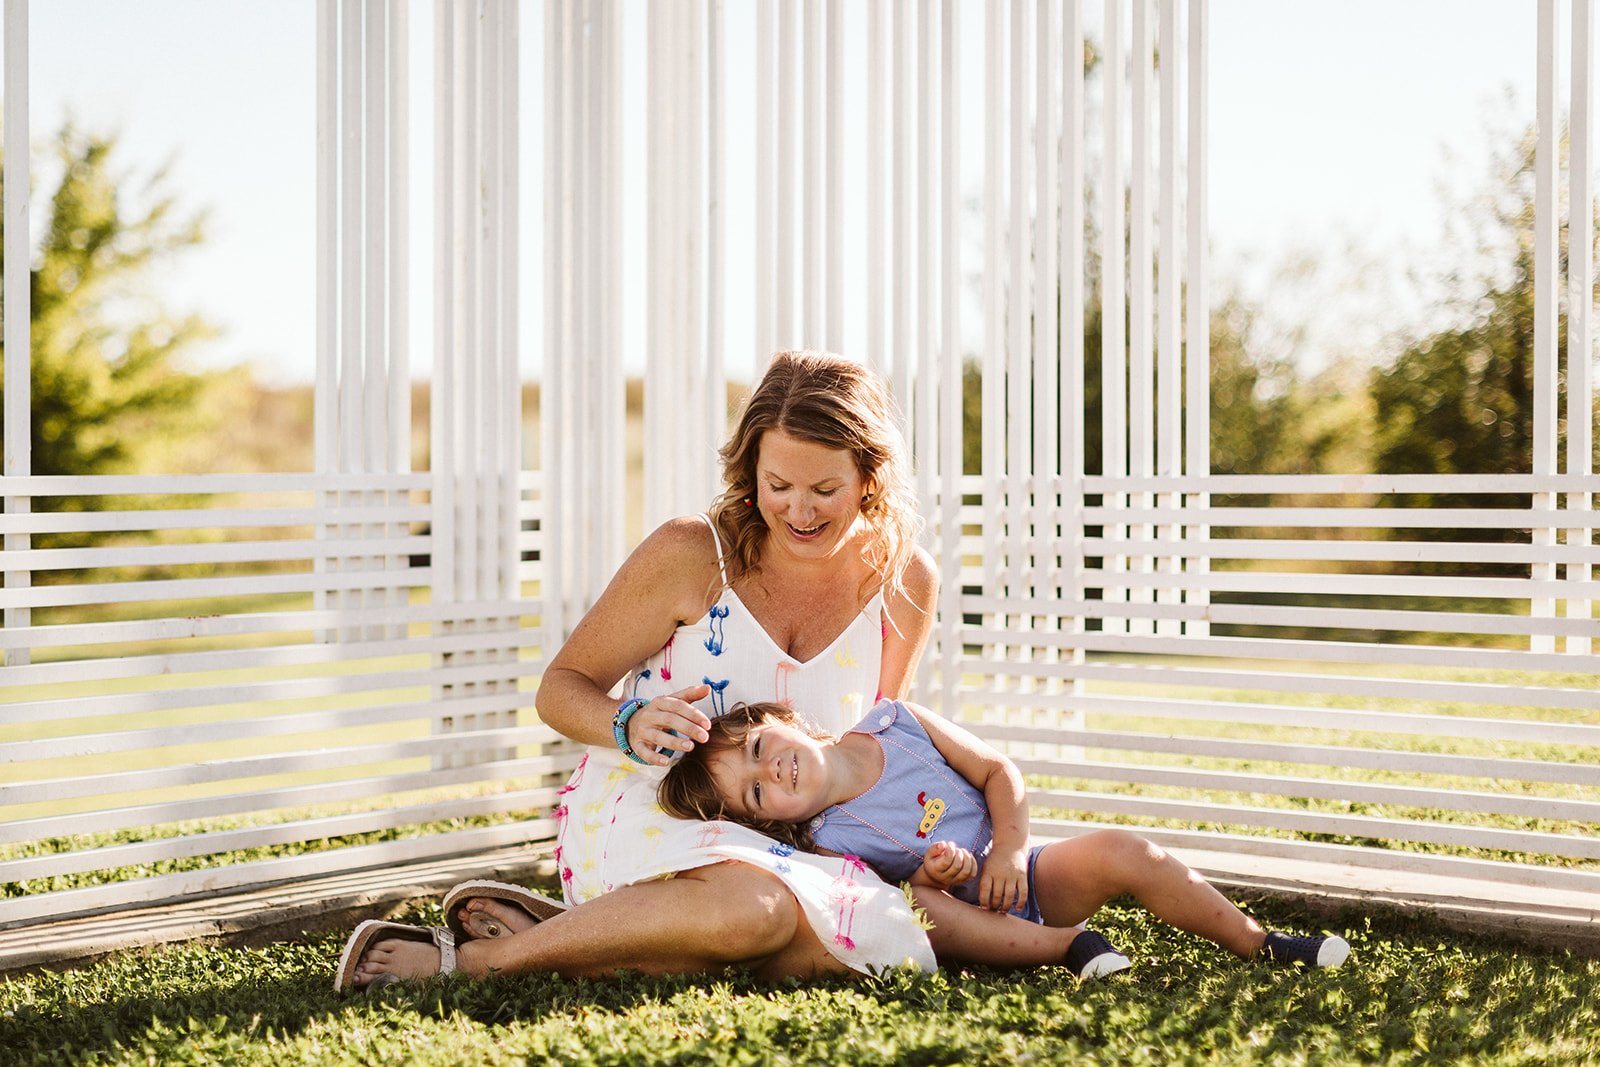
[1064, 928, 1133, 980]
[1262, 931, 1350, 968]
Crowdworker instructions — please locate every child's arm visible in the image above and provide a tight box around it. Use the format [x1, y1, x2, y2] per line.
[903, 702, 1032, 915]
[911, 841, 979, 891]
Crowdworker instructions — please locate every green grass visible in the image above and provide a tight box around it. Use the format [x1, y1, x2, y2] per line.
[3, 897, 1597, 1066]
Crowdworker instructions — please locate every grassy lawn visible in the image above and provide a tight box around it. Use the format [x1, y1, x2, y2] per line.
[3, 894, 1596, 1066]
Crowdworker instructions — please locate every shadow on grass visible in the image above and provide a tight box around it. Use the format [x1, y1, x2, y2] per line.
[2, 898, 1596, 1066]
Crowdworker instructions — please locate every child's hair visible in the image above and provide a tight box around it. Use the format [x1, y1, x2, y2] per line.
[656, 702, 828, 852]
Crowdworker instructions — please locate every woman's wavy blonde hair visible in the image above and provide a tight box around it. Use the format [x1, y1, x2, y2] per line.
[656, 702, 829, 852]
[711, 350, 922, 606]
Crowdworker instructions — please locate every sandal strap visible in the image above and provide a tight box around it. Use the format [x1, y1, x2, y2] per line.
[432, 925, 457, 975]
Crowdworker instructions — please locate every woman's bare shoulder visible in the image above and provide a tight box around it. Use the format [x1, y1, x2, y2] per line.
[896, 544, 939, 611]
[616, 515, 724, 610]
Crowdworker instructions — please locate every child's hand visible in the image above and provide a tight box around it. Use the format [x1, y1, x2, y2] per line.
[917, 841, 978, 890]
[978, 847, 1029, 914]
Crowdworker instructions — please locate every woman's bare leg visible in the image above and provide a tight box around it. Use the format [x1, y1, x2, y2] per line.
[353, 861, 848, 985]
[1031, 829, 1266, 958]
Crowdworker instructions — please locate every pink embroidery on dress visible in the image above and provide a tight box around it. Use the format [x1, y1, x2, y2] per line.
[775, 660, 798, 707]
[693, 822, 731, 848]
[831, 855, 868, 950]
[661, 635, 675, 680]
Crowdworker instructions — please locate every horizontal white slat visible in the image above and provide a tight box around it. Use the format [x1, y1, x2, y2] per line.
[2, 723, 564, 806]
[1082, 503, 1600, 530]
[12, 535, 431, 574]
[0, 788, 557, 883]
[962, 625, 1600, 674]
[4, 752, 580, 843]
[1028, 819, 1600, 895]
[0, 567, 428, 612]
[1081, 566, 1598, 602]
[1083, 534, 1595, 566]
[0, 472, 431, 496]
[964, 660, 1600, 714]
[1026, 788, 1600, 861]
[969, 723, 1600, 787]
[0, 599, 536, 651]
[964, 690, 1600, 746]
[3, 620, 538, 688]
[0, 820, 555, 927]
[1013, 757, 1600, 823]
[1058, 472, 1597, 496]
[0, 502, 431, 536]
[3, 658, 541, 727]
[962, 594, 1600, 640]
[2, 690, 539, 762]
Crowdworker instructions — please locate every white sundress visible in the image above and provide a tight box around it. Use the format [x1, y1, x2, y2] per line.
[552, 515, 938, 974]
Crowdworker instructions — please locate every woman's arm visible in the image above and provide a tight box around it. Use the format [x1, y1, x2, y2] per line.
[877, 545, 938, 700]
[535, 517, 722, 758]
[903, 701, 1032, 913]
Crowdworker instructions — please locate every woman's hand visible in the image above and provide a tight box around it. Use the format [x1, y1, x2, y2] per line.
[977, 846, 1029, 914]
[624, 683, 714, 766]
[916, 841, 978, 890]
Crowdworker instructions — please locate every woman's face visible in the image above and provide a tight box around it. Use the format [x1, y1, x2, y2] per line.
[753, 429, 868, 561]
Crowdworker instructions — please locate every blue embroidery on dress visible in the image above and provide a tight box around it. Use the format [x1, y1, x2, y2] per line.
[704, 604, 730, 654]
[705, 677, 730, 715]
[768, 841, 794, 873]
[628, 670, 651, 698]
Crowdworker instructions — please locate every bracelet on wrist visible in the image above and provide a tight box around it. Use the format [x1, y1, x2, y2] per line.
[612, 698, 651, 765]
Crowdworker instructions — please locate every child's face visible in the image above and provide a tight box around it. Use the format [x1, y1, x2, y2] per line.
[706, 719, 834, 824]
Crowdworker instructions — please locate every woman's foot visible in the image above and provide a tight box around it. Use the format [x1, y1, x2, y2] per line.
[457, 896, 541, 940]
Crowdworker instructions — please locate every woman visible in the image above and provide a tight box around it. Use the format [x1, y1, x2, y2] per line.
[342, 350, 939, 986]
[340, 350, 1102, 987]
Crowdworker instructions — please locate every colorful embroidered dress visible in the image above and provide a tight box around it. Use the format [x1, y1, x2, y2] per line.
[552, 515, 938, 974]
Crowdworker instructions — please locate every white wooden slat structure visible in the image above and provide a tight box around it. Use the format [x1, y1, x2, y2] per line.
[2, 0, 1597, 934]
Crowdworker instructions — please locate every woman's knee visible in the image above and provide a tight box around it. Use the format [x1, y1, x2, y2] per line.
[684, 863, 799, 956]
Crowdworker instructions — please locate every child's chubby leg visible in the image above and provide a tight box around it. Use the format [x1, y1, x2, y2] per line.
[910, 842, 1104, 969]
[1030, 828, 1265, 958]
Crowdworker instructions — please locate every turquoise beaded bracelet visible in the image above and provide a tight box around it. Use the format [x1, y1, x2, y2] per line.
[612, 698, 651, 765]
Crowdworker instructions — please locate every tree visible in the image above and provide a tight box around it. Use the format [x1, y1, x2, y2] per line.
[1, 123, 227, 508]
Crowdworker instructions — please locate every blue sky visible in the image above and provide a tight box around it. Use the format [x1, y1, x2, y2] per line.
[4, 0, 1554, 384]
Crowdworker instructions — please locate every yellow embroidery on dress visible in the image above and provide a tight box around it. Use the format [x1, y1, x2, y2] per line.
[835, 635, 860, 669]
[840, 691, 863, 723]
[641, 823, 664, 861]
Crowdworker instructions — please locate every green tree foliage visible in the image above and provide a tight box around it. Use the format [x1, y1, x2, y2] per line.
[1, 124, 226, 499]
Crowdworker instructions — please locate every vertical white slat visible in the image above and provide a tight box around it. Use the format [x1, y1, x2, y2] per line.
[776, 0, 797, 348]
[541, 0, 566, 646]
[643, 0, 665, 530]
[501, 0, 520, 596]
[1571, 0, 1595, 656]
[592, 1, 623, 580]
[1184, 0, 1211, 640]
[315, 0, 338, 475]
[866, 0, 887, 378]
[707, 0, 726, 470]
[1533, 0, 1559, 652]
[825, 0, 844, 353]
[803, 0, 821, 345]
[1128, 0, 1154, 635]
[938, 0, 961, 716]
[3, 0, 30, 666]
[755, 0, 776, 360]
[891, 0, 912, 407]
[1061, 0, 1089, 710]
[341, 0, 364, 478]
[1100, 0, 1128, 635]
[603, 0, 625, 565]
[432, 0, 457, 606]
[365, 0, 389, 479]
[459, 0, 481, 602]
[913, 0, 938, 701]
[687, 0, 708, 508]
[1007, 0, 1032, 722]
[981, 0, 1005, 716]
[1033, 0, 1061, 734]
[480, 0, 503, 601]
[1155, 0, 1180, 636]
[388, 0, 410, 478]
